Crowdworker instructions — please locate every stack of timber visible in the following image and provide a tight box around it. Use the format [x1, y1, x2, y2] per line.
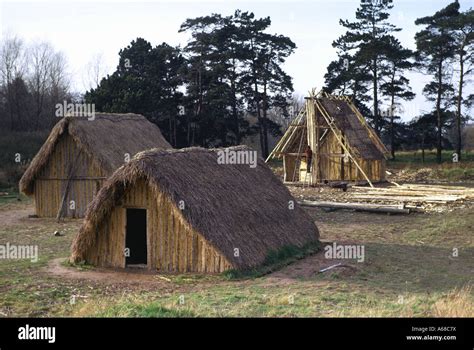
[293, 183, 474, 214]
[351, 184, 474, 212]
[298, 200, 410, 214]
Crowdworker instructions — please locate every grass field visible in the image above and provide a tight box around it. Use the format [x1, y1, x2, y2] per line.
[0, 193, 472, 317]
[389, 150, 474, 165]
[387, 150, 474, 182]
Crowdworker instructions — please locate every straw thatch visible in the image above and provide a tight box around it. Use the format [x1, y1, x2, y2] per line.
[19, 113, 171, 195]
[71, 146, 319, 271]
[318, 98, 385, 160]
[269, 97, 387, 160]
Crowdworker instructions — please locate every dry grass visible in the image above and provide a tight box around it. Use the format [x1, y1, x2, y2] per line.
[432, 286, 473, 317]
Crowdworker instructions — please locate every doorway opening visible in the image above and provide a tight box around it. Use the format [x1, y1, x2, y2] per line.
[125, 208, 147, 267]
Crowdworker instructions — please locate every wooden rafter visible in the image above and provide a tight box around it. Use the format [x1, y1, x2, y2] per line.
[314, 99, 374, 188]
[265, 105, 306, 162]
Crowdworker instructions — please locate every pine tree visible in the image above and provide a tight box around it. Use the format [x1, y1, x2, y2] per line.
[415, 1, 459, 163]
[450, 7, 474, 160]
[379, 36, 415, 159]
[179, 14, 229, 147]
[85, 38, 185, 145]
[236, 11, 296, 158]
[337, 0, 401, 134]
[324, 37, 371, 106]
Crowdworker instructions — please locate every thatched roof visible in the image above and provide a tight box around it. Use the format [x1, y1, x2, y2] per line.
[269, 96, 388, 160]
[71, 146, 319, 270]
[19, 113, 171, 195]
[318, 98, 385, 160]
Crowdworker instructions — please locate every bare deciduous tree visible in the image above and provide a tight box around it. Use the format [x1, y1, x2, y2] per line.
[0, 38, 71, 131]
[0, 35, 28, 130]
[83, 53, 108, 91]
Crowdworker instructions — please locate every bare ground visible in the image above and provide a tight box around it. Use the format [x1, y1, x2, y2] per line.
[0, 206, 34, 227]
[264, 245, 358, 285]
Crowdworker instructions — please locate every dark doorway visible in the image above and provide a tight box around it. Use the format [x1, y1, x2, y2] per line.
[126, 209, 147, 266]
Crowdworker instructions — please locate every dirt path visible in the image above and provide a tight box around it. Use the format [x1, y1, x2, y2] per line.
[264, 244, 358, 285]
[47, 258, 178, 285]
[46, 244, 357, 289]
[0, 205, 35, 227]
[44, 258, 229, 294]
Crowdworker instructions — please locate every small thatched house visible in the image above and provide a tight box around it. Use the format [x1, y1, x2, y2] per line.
[70, 146, 319, 273]
[19, 113, 171, 218]
[268, 92, 388, 186]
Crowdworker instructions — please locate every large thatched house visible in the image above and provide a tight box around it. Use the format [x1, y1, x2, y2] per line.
[70, 146, 319, 273]
[19, 113, 171, 218]
[267, 92, 388, 186]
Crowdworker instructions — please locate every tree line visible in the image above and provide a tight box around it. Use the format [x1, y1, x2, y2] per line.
[0, 37, 71, 132]
[85, 10, 295, 157]
[324, 0, 473, 162]
[1, 2, 473, 162]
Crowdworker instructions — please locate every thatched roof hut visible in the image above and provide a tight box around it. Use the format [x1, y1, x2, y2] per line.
[20, 113, 171, 218]
[268, 93, 388, 186]
[71, 146, 319, 273]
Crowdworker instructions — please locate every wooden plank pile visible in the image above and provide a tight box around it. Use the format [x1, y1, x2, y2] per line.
[351, 184, 474, 212]
[297, 183, 474, 214]
[298, 200, 410, 214]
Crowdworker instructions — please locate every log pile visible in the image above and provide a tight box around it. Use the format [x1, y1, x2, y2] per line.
[294, 183, 474, 214]
[298, 200, 410, 214]
[350, 184, 474, 212]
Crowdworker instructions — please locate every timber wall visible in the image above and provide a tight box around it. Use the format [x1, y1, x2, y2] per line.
[34, 134, 107, 218]
[286, 131, 386, 182]
[85, 179, 233, 273]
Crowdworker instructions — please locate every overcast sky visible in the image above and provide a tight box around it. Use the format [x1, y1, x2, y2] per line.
[1, 0, 473, 121]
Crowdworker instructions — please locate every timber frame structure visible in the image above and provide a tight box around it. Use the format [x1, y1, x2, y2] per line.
[267, 90, 389, 187]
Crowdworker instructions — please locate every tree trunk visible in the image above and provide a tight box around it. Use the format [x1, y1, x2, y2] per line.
[254, 81, 264, 155]
[231, 78, 240, 145]
[173, 115, 177, 148]
[421, 135, 425, 164]
[252, 55, 265, 156]
[436, 59, 443, 164]
[230, 57, 240, 145]
[261, 81, 269, 158]
[7, 84, 15, 131]
[456, 49, 464, 161]
[190, 53, 203, 147]
[373, 57, 379, 134]
[390, 86, 396, 160]
[169, 114, 173, 146]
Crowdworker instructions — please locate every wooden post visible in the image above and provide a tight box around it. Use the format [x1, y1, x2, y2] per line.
[340, 132, 345, 180]
[56, 150, 82, 222]
[314, 99, 374, 187]
[292, 130, 305, 182]
[306, 89, 318, 185]
[315, 96, 320, 184]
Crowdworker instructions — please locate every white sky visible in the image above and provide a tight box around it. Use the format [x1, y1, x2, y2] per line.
[1, 0, 473, 121]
